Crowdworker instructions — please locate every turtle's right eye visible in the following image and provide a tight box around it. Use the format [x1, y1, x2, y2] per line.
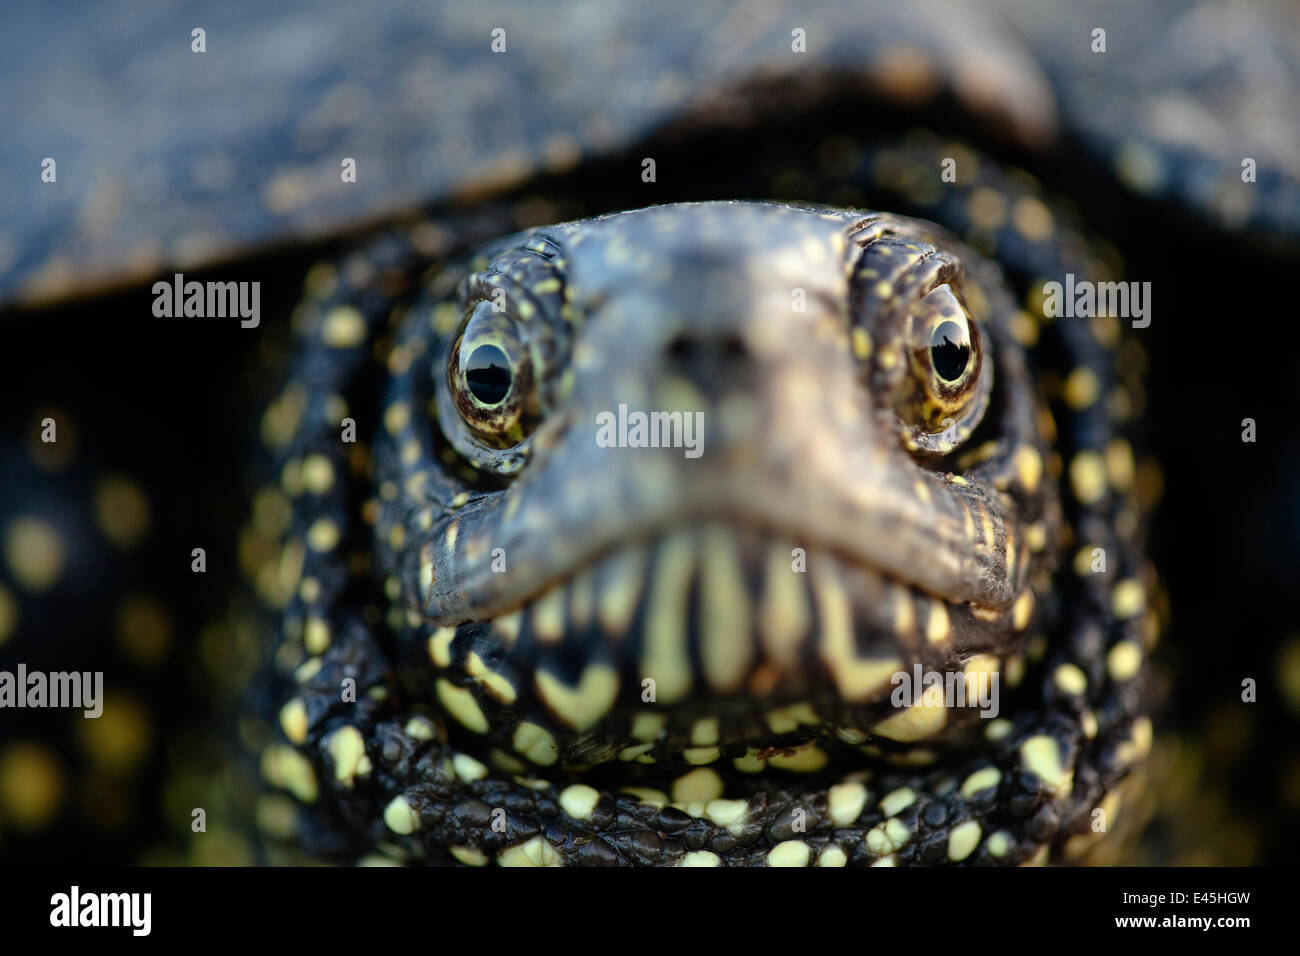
[895, 282, 992, 456]
[449, 302, 536, 447]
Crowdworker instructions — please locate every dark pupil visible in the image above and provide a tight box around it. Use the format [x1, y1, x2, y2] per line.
[930, 321, 970, 382]
[465, 344, 512, 405]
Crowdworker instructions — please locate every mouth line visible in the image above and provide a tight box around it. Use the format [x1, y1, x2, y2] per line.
[432, 513, 985, 630]
[410, 519, 1027, 772]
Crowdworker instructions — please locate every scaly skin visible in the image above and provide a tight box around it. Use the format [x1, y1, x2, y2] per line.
[251, 183, 1157, 865]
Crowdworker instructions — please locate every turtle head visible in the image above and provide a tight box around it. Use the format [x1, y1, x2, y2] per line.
[374, 201, 1057, 766]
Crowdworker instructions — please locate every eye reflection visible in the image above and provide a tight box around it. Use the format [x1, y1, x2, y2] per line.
[930, 320, 971, 382]
[466, 344, 512, 405]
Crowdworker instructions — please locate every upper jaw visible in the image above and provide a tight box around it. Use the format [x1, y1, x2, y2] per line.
[419, 367, 1019, 626]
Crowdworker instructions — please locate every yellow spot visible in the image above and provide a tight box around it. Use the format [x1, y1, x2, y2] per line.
[1012, 445, 1042, 494]
[306, 518, 341, 553]
[531, 586, 567, 643]
[419, 554, 435, 599]
[631, 712, 666, 742]
[768, 744, 827, 772]
[304, 616, 331, 654]
[642, 532, 695, 703]
[115, 595, 172, 666]
[597, 547, 646, 637]
[321, 306, 366, 348]
[383, 402, 411, 435]
[691, 717, 719, 746]
[301, 455, 335, 494]
[79, 694, 152, 773]
[922, 601, 950, 645]
[967, 187, 1008, 230]
[299, 577, 321, 603]
[852, 327, 873, 360]
[880, 787, 917, 818]
[768, 840, 811, 867]
[1012, 196, 1054, 242]
[559, 784, 601, 820]
[499, 836, 564, 867]
[872, 682, 947, 742]
[699, 528, 753, 692]
[1025, 523, 1047, 552]
[427, 626, 455, 667]
[512, 722, 558, 766]
[1277, 638, 1300, 716]
[1020, 735, 1071, 792]
[621, 786, 668, 808]
[1115, 141, 1167, 195]
[327, 726, 372, 785]
[679, 850, 720, 867]
[260, 744, 318, 802]
[961, 656, 1000, 706]
[672, 768, 724, 806]
[1053, 663, 1088, 695]
[450, 846, 489, 866]
[467, 651, 517, 704]
[986, 831, 1013, 858]
[279, 698, 308, 744]
[0, 742, 65, 828]
[759, 541, 810, 669]
[828, 781, 868, 827]
[436, 679, 489, 734]
[1111, 579, 1145, 619]
[766, 702, 819, 734]
[1063, 368, 1100, 409]
[1105, 439, 1135, 490]
[685, 747, 720, 765]
[3, 516, 66, 592]
[948, 820, 982, 861]
[383, 795, 420, 834]
[452, 752, 488, 782]
[1069, 451, 1107, 505]
[260, 386, 308, 449]
[961, 767, 1001, 799]
[403, 716, 435, 741]
[1012, 590, 1035, 630]
[94, 476, 151, 549]
[893, 589, 915, 636]
[818, 845, 848, 867]
[705, 798, 749, 828]
[813, 561, 901, 701]
[1009, 310, 1039, 346]
[1117, 716, 1154, 765]
[535, 664, 619, 731]
[0, 584, 16, 646]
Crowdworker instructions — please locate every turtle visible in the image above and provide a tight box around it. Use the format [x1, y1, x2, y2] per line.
[1, 0, 1298, 867]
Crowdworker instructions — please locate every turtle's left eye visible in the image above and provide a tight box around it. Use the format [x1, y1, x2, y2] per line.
[896, 283, 991, 454]
[464, 343, 512, 405]
[449, 302, 536, 447]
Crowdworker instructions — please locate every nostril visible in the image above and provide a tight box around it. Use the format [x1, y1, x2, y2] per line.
[719, 333, 747, 360]
[666, 333, 696, 361]
[665, 331, 750, 363]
